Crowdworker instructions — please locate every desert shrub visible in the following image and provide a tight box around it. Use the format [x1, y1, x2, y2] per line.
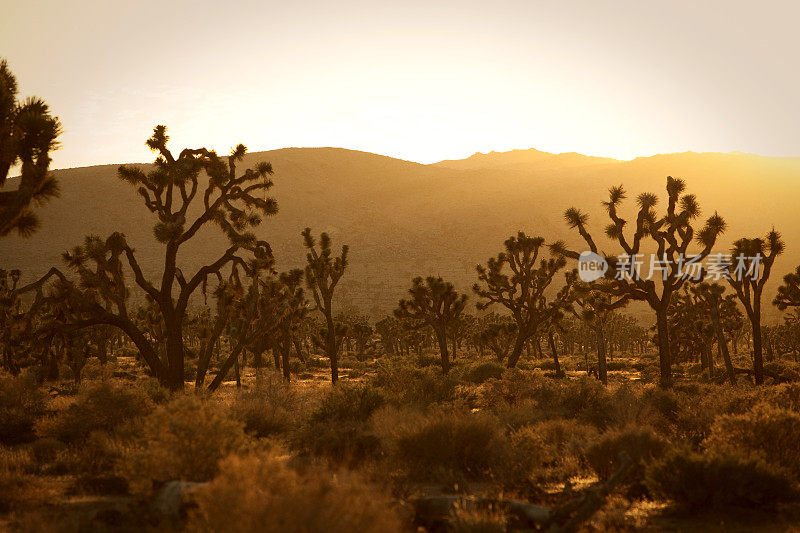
[230, 372, 297, 438]
[189, 451, 403, 532]
[606, 359, 635, 372]
[120, 395, 250, 493]
[672, 384, 761, 445]
[646, 447, 797, 510]
[464, 362, 505, 384]
[294, 383, 384, 464]
[503, 425, 549, 488]
[81, 359, 114, 381]
[36, 379, 152, 444]
[766, 382, 800, 412]
[372, 358, 457, 406]
[116, 345, 140, 358]
[305, 356, 329, 369]
[415, 353, 441, 368]
[706, 404, 800, 476]
[0, 371, 48, 444]
[0, 446, 35, 512]
[764, 359, 800, 382]
[373, 406, 508, 482]
[588, 495, 637, 532]
[27, 436, 66, 465]
[609, 383, 678, 433]
[293, 419, 381, 466]
[586, 426, 667, 481]
[485, 372, 615, 429]
[310, 383, 385, 424]
[136, 376, 171, 404]
[62, 429, 127, 477]
[450, 503, 507, 533]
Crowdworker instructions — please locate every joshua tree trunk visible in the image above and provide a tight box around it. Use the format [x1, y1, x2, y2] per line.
[435, 329, 451, 374]
[273, 348, 281, 372]
[281, 336, 291, 381]
[325, 310, 339, 384]
[751, 301, 764, 385]
[293, 338, 306, 363]
[547, 330, 564, 378]
[507, 332, 528, 368]
[596, 325, 608, 385]
[655, 306, 672, 388]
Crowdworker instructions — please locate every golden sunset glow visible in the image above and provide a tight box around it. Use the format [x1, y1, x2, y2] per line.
[3, 0, 799, 168]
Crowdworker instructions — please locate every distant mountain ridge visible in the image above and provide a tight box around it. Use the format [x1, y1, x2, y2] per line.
[2, 146, 799, 322]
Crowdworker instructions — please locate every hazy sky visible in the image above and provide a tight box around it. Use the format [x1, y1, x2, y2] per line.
[2, 0, 799, 168]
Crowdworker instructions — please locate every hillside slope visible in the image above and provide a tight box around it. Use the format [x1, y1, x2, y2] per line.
[1, 147, 799, 321]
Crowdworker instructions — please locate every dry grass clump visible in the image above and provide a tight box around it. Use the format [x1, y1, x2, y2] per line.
[706, 403, 800, 476]
[0, 371, 48, 445]
[119, 394, 250, 493]
[189, 450, 404, 533]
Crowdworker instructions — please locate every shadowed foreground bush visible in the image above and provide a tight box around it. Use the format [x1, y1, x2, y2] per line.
[36, 379, 151, 444]
[646, 447, 798, 510]
[230, 372, 298, 438]
[706, 404, 800, 476]
[0, 372, 47, 444]
[463, 362, 505, 384]
[189, 451, 403, 533]
[292, 384, 384, 465]
[373, 406, 507, 482]
[120, 395, 250, 493]
[586, 426, 667, 481]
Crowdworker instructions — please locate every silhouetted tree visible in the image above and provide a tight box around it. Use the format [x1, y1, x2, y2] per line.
[692, 282, 742, 384]
[560, 177, 725, 387]
[302, 228, 348, 384]
[395, 276, 466, 373]
[724, 230, 784, 384]
[474, 232, 567, 368]
[562, 271, 629, 384]
[0, 59, 61, 237]
[20, 127, 276, 389]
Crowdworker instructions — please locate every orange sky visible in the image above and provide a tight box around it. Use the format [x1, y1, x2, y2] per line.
[2, 0, 799, 169]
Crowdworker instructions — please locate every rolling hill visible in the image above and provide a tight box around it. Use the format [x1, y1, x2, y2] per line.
[2, 147, 799, 322]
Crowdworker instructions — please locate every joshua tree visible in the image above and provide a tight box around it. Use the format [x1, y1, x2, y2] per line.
[561, 271, 629, 384]
[559, 177, 725, 387]
[475, 313, 517, 362]
[775, 265, 800, 311]
[375, 316, 401, 355]
[0, 59, 61, 237]
[302, 228, 348, 384]
[395, 276, 467, 373]
[20, 127, 277, 389]
[692, 282, 742, 384]
[723, 230, 784, 384]
[262, 269, 308, 381]
[474, 231, 567, 368]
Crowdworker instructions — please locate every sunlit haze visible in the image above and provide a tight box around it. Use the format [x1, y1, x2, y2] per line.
[3, 0, 799, 168]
